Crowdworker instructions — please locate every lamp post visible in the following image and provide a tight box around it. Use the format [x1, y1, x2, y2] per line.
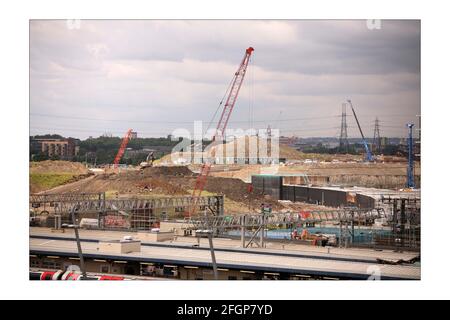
[196, 229, 218, 280]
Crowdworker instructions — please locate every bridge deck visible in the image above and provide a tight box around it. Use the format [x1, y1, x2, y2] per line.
[30, 227, 419, 263]
[29, 228, 420, 280]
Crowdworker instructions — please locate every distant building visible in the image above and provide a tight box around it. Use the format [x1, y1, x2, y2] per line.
[32, 138, 79, 159]
[130, 131, 138, 139]
[323, 141, 339, 149]
[279, 136, 292, 146]
[124, 146, 171, 159]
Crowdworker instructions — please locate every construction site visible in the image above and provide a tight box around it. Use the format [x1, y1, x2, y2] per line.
[29, 46, 421, 281]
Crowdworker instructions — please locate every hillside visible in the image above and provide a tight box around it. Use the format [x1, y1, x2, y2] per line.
[157, 136, 310, 164]
[29, 160, 91, 193]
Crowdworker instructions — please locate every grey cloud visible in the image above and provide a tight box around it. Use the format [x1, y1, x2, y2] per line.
[30, 20, 420, 139]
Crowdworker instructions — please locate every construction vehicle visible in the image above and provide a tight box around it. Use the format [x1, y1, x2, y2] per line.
[347, 99, 374, 162]
[290, 228, 330, 246]
[189, 47, 254, 217]
[139, 151, 155, 169]
[113, 129, 133, 168]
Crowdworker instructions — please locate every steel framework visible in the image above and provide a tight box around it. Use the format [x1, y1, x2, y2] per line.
[30, 193, 223, 216]
[372, 117, 381, 154]
[185, 208, 386, 248]
[407, 123, 415, 188]
[30, 193, 104, 203]
[186, 208, 385, 230]
[339, 103, 349, 153]
[380, 196, 420, 249]
[30, 193, 224, 230]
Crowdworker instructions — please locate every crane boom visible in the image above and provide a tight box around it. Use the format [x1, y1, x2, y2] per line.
[113, 129, 133, 168]
[347, 100, 373, 162]
[189, 47, 254, 217]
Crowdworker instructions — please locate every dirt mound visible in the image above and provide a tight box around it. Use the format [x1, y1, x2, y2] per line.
[30, 160, 88, 174]
[209, 177, 279, 205]
[157, 136, 307, 164]
[141, 166, 194, 176]
[159, 174, 282, 210]
[48, 172, 189, 196]
[47, 165, 282, 212]
[279, 145, 305, 160]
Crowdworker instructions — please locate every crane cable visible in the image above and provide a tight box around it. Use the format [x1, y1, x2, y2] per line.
[203, 73, 236, 140]
[248, 54, 254, 131]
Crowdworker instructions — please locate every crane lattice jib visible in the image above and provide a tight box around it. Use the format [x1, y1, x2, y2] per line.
[215, 47, 254, 141]
[347, 100, 373, 162]
[113, 129, 133, 168]
[189, 47, 254, 217]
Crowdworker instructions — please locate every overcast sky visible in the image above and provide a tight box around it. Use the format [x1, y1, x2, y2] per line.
[30, 20, 420, 139]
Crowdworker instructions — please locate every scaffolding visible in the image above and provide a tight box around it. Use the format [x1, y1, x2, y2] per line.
[30, 193, 224, 231]
[185, 208, 386, 248]
[379, 196, 421, 250]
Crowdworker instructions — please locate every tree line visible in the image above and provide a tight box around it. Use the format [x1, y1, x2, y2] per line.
[30, 134, 184, 165]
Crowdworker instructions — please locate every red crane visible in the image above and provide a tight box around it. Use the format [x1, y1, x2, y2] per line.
[189, 47, 254, 217]
[113, 129, 133, 168]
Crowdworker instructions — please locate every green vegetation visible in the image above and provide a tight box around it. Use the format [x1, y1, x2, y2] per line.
[30, 134, 189, 165]
[32, 134, 65, 139]
[29, 173, 77, 191]
[74, 136, 212, 165]
[73, 136, 213, 165]
[76, 136, 185, 165]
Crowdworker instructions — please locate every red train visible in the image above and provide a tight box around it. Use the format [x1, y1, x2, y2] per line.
[30, 270, 125, 281]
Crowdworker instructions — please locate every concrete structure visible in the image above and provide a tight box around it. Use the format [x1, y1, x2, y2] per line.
[251, 174, 420, 209]
[98, 239, 141, 254]
[32, 138, 79, 159]
[29, 228, 420, 280]
[137, 231, 175, 242]
[160, 221, 193, 236]
[30, 227, 420, 262]
[251, 175, 283, 200]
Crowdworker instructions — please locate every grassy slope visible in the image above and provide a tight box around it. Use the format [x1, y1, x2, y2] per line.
[29, 160, 90, 193]
[29, 173, 78, 193]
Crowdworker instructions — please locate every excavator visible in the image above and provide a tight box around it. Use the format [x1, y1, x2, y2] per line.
[139, 151, 155, 170]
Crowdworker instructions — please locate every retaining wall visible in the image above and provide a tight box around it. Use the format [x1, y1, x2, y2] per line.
[252, 175, 376, 209]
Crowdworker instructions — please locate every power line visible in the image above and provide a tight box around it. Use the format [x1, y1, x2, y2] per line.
[28, 112, 378, 124]
[30, 126, 173, 136]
